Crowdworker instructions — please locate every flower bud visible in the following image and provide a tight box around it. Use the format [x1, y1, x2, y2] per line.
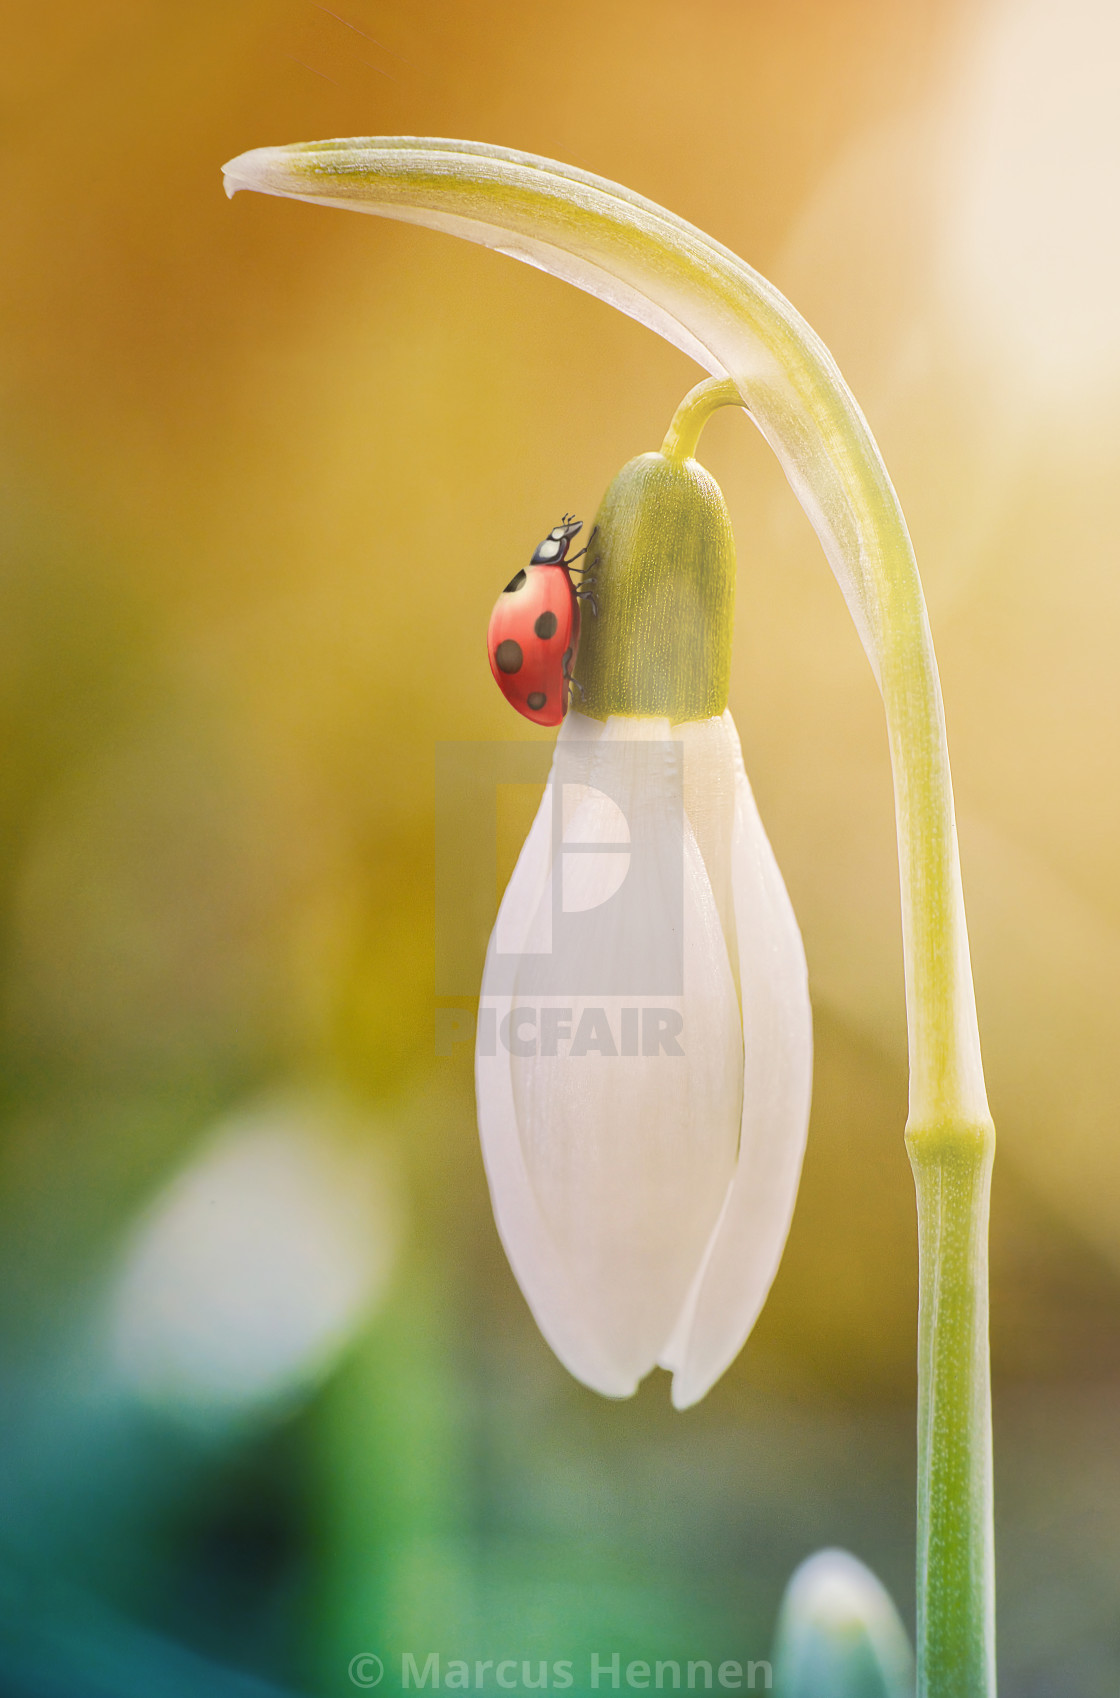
[772, 1549, 914, 1698]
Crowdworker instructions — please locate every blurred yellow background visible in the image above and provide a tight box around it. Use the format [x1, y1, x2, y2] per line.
[2, 1, 1120, 1694]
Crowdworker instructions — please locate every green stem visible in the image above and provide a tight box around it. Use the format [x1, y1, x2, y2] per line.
[667, 375, 996, 1696]
[661, 376, 744, 461]
[907, 1123, 996, 1698]
[874, 513, 997, 1698]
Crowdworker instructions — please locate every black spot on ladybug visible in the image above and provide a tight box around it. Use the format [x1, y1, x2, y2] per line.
[495, 639, 523, 674]
[504, 570, 527, 594]
[527, 692, 547, 710]
[534, 611, 558, 640]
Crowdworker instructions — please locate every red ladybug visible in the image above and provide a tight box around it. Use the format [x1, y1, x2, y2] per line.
[487, 515, 597, 726]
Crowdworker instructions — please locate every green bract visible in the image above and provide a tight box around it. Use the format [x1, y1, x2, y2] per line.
[576, 452, 735, 723]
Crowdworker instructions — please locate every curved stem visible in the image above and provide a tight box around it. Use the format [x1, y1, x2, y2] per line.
[661, 376, 744, 462]
[223, 136, 997, 1695]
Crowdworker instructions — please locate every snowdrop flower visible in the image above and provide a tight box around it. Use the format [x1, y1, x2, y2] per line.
[476, 394, 812, 1407]
[223, 139, 995, 1691]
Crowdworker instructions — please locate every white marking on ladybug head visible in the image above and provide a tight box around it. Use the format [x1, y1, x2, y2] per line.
[537, 538, 561, 558]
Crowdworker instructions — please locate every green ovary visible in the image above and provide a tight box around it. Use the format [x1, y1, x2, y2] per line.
[574, 452, 736, 724]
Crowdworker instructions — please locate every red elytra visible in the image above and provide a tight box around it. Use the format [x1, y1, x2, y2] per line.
[487, 516, 594, 727]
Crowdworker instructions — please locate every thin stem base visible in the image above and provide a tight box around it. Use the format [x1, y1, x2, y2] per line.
[907, 1121, 996, 1698]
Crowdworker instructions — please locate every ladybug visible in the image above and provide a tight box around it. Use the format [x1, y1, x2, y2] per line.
[487, 515, 597, 726]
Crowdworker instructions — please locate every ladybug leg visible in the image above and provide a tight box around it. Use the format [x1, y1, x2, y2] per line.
[564, 527, 599, 569]
[568, 676, 587, 703]
[576, 588, 599, 617]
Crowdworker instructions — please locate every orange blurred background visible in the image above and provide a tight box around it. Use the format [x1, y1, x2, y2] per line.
[2, 1, 1120, 1693]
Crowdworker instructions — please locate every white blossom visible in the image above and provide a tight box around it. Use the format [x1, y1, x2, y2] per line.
[476, 709, 811, 1408]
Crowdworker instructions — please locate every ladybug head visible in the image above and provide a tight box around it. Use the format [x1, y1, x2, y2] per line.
[530, 514, 582, 565]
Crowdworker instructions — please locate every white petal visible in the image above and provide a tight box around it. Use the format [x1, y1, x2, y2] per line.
[476, 714, 634, 1396]
[477, 713, 743, 1393]
[512, 717, 742, 1384]
[671, 715, 741, 995]
[662, 710, 813, 1409]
